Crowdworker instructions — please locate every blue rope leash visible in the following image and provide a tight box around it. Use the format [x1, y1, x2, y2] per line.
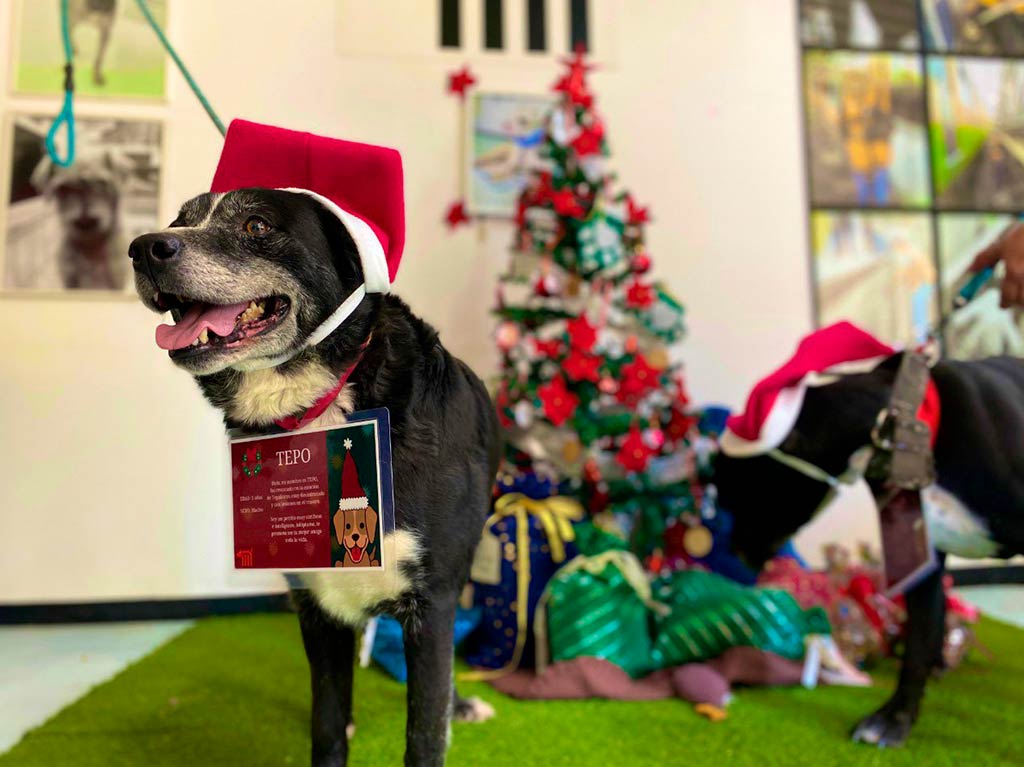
[45, 0, 226, 169]
[133, 0, 226, 136]
[45, 0, 75, 168]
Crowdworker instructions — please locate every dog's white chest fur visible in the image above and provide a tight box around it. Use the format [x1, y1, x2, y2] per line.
[923, 485, 999, 559]
[299, 529, 422, 625]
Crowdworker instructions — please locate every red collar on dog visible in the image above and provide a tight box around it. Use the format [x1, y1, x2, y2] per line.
[273, 340, 369, 432]
[920, 378, 941, 448]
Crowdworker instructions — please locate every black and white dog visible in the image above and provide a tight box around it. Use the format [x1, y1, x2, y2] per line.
[130, 187, 499, 766]
[715, 350, 1024, 747]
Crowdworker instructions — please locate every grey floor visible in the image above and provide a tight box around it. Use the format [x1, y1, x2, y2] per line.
[0, 620, 192, 754]
[0, 587, 1022, 756]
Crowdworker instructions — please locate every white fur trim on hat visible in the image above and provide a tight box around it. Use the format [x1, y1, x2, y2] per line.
[719, 355, 889, 458]
[720, 384, 807, 457]
[279, 187, 391, 294]
[338, 496, 369, 511]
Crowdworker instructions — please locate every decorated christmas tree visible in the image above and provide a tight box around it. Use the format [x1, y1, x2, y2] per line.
[492, 51, 711, 565]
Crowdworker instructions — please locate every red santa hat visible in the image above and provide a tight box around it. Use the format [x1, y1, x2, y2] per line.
[337, 438, 369, 512]
[720, 322, 894, 457]
[212, 119, 404, 290]
[209, 120, 404, 367]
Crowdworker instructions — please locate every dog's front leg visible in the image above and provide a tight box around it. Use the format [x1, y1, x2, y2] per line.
[852, 555, 946, 747]
[296, 596, 356, 767]
[93, 21, 112, 85]
[403, 594, 457, 767]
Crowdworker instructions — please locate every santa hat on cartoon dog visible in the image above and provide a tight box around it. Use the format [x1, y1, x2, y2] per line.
[335, 438, 377, 564]
[202, 119, 405, 369]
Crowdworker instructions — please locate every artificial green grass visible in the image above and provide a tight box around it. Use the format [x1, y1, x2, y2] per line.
[3, 615, 1023, 766]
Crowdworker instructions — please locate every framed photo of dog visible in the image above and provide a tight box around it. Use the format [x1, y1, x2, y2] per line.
[8, 0, 169, 101]
[0, 112, 165, 297]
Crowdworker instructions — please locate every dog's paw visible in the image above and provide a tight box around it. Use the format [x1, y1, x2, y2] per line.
[453, 696, 496, 723]
[346, 722, 356, 740]
[851, 707, 914, 747]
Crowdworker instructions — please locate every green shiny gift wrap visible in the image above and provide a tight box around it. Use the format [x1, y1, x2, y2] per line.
[651, 570, 831, 667]
[535, 552, 655, 679]
[572, 519, 629, 557]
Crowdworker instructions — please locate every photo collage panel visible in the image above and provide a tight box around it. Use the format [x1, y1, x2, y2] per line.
[800, 0, 1024, 358]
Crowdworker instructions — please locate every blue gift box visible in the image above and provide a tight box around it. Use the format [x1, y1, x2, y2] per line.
[371, 607, 482, 683]
[463, 492, 582, 672]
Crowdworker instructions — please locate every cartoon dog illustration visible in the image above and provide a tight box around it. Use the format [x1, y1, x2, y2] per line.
[332, 438, 380, 568]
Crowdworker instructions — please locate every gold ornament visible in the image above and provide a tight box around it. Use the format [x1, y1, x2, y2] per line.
[562, 436, 582, 463]
[647, 347, 669, 370]
[683, 525, 714, 558]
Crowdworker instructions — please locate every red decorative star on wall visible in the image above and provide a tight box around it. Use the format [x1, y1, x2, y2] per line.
[444, 200, 471, 228]
[447, 66, 477, 99]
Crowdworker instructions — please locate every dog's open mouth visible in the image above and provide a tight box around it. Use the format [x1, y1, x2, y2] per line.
[348, 545, 364, 563]
[153, 293, 291, 358]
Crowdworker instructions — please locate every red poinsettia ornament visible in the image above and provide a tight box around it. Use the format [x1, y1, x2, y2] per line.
[563, 349, 602, 382]
[550, 188, 585, 218]
[567, 315, 599, 352]
[616, 353, 660, 405]
[625, 195, 651, 225]
[533, 337, 564, 359]
[538, 375, 579, 427]
[617, 425, 655, 473]
[625, 279, 655, 309]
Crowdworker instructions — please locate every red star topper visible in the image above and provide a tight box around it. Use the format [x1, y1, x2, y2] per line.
[553, 47, 596, 107]
[444, 200, 471, 228]
[447, 66, 477, 99]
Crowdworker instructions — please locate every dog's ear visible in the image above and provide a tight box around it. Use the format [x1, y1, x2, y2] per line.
[29, 156, 56, 195]
[312, 202, 363, 286]
[365, 506, 378, 544]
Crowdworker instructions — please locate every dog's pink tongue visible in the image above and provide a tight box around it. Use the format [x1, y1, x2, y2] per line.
[155, 301, 249, 350]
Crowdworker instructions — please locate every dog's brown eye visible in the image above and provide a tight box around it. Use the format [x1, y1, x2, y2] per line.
[346, 523, 351, 530]
[359, 523, 365, 529]
[244, 216, 271, 236]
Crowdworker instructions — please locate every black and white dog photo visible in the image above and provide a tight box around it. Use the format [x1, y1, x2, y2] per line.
[714, 326, 1024, 747]
[131, 123, 498, 767]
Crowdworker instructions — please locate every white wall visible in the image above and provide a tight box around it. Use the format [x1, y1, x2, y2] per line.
[0, 0, 878, 604]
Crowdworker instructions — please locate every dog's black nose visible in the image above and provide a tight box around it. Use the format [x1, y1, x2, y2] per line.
[129, 233, 181, 268]
[351, 533, 360, 542]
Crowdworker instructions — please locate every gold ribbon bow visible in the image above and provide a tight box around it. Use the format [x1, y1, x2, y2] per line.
[491, 492, 583, 564]
[460, 493, 583, 681]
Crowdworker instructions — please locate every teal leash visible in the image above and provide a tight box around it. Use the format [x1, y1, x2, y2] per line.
[45, 0, 226, 169]
[133, 0, 226, 137]
[45, 0, 75, 168]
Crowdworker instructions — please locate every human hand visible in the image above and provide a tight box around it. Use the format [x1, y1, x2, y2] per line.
[969, 222, 1024, 309]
